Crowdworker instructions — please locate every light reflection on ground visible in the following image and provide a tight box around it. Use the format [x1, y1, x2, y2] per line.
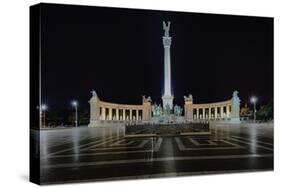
[34, 122, 273, 184]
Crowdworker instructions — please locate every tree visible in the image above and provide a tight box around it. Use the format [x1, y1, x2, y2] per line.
[256, 100, 273, 121]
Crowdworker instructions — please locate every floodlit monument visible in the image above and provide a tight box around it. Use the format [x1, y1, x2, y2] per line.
[88, 21, 240, 127]
[162, 21, 174, 112]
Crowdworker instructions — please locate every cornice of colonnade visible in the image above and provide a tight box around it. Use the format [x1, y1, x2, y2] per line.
[98, 100, 144, 109]
[191, 99, 232, 108]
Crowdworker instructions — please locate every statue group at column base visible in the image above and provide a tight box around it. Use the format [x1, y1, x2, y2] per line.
[162, 95, 174, 113]
[151, 114, 185, 124]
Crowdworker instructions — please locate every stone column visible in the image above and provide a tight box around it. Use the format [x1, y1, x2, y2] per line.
[162, 21, 174, 110]
[116, 108, 119, 121]
[136, 109, 139, 121]
[215, 107, 218, 119]
[123, 109, 126, 121]
[129, 109, 132, 120]
[220, 106, 224, 118]
[209, 108, 211, 119]
[226, 105, 230, 118]
[203, 108, 205, 119]
[101, 107, 106, 120]
[109, 108, 112, 120]
[197, 108, 200, 119]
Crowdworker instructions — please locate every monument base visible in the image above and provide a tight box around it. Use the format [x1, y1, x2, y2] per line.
[151, 115, 185, 124]
[230, 117, 241, 124]
[162, 95, 174, 111]
[125, 122, 210, 137]
[88, 120, 100, 127]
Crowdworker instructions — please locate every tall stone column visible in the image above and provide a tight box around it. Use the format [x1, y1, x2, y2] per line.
[162, 21, 174, 111]
[88, 90, 100, 127]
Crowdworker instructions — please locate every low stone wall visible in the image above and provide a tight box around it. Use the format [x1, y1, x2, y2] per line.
[125, 123, 210, 136]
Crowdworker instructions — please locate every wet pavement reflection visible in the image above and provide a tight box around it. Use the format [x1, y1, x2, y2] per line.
[34, 123, 273, 184]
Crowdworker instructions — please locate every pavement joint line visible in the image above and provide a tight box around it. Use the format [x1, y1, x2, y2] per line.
[79, 136, 124, 151]
[42, 137, 163, 159]
[41, 136, 99, 150]
[219, 139, 245, 148]
[42, 135, 122, 158]
[231, 136, 273, 146]
[175, 137, 244, 151]
[42, 153, 273, 169]
[228, 137, 273, 152]
[88, 140, 149, 151]
[109, 140, 136, 146]
[154, 137, 163, 151]
[45, 150, 154, 158]
[189, 137, 218, 146]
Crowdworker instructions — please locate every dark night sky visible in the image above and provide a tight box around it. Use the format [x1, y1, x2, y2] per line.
[40, 3, 273, 111]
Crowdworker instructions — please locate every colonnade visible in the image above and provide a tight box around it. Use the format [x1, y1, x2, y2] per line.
[192, 105, 231, 119]
[184, 95, 235, 121]
[99, 107, 143, 121]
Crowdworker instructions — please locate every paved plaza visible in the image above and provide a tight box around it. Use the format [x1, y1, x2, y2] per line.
[36, 123, 273, 184]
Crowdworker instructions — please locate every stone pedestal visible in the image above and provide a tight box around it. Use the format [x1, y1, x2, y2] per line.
[230, 91, 241, 124]
[184, 94, 193, 121]
[88, 90, 100, 127]
[142, 96, 152, 122]
[162, 95, 174, 112]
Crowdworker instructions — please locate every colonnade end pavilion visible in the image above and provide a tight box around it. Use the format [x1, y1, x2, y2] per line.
[88, 21, 241, 127]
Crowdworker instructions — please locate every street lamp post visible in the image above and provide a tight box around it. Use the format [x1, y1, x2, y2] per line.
[71, 100, 78, 127]
[41, 104, 47, 128]
[250, 96, 257, 123]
